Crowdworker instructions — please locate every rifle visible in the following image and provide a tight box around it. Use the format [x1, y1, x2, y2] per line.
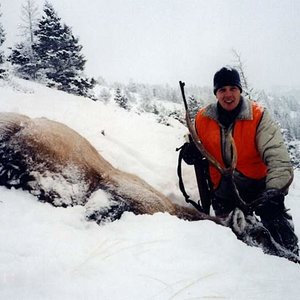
[177, 81, 213, 214]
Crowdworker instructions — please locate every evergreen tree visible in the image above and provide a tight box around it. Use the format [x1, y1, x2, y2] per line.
[120, 94, 129, 110]
[188, 95, 200, 121]
[114, 87, 122, 103]
[152, 103, 159, 115]
[9, 42, 39, 79]
[114, 88, 129, 110]
[32, 2, 94, 96]
[0, 5, 7, 79]
[9, 1, 94, 97]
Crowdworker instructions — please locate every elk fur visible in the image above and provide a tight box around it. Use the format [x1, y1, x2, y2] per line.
[0, 112, 218, 223]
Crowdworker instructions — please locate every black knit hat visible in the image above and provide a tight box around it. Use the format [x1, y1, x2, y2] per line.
[213, 67, 242, 95]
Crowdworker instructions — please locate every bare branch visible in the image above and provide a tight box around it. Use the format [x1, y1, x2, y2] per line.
[231, 49, 253, 99]
[18, 0, 40, 45]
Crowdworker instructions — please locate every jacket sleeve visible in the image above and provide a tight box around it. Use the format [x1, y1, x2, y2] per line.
[256, 110, 294, 191]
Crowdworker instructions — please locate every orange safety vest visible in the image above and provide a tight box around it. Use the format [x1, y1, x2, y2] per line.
[195, 102, 268, 189]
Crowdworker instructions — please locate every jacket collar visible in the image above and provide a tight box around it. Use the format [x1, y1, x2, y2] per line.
[203, 96, 253, 121]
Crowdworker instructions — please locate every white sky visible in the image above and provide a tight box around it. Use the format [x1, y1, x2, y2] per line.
[1, 0, 300, 89]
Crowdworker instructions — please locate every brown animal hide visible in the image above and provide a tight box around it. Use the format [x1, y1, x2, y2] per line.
[0, 112, 211, 222]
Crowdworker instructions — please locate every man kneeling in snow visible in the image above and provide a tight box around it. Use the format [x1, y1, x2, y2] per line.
[183, 66, 299, 256]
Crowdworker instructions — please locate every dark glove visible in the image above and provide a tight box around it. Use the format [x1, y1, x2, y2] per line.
[254, 189, 285, 219]
[181, 141, 202, 165]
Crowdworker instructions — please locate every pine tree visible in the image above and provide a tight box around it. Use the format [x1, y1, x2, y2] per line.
[0, 5, 7, 79]
[32, 2, 94, 96]
[9, 42, 39, 79]
[188, 95, 200, 121]
[114, 88, 129, 110]
[114, 88, 122, 102]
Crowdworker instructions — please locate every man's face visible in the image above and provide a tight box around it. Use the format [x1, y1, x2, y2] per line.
[215, 85, 241, 111]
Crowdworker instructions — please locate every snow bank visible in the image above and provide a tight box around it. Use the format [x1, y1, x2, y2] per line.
[0, 78, 300, 299]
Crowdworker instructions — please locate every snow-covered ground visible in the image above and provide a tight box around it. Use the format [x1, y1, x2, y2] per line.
[0, 78, 300, 300]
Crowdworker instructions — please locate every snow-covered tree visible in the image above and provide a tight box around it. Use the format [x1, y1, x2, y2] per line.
[114, 88, 129, 110]
[8, 1, 95, 97]
[127, 79, 137, 93]
[98, 88, 111, 103]
[188, 95, 199, 121]
[8, 42, 40, 79]
[168, 107, 185, 125]
[114, 87, 122, 102]
[0, 5, 7, 79]
[138, 99, 154, 113]
[33, 2, 94, 96]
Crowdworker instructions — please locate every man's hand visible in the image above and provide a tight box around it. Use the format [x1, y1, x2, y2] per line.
[254, 189, 285, 219]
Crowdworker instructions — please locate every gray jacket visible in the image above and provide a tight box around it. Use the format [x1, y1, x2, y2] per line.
[203, 97, 293, 192]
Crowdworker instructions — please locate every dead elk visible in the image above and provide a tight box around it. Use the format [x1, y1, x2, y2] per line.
[0, 112, 214, 223]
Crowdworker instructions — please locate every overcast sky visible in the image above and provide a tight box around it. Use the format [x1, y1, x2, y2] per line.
[1, 0, 300, 89]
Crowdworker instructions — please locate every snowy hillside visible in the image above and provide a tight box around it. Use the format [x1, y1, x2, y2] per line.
[0, 78, 300, 300]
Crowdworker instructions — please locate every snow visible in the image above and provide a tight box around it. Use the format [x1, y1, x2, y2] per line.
[0, 77, 300, 299]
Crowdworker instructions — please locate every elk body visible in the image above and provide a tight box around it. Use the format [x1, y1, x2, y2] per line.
[0, 112, 214, 223]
